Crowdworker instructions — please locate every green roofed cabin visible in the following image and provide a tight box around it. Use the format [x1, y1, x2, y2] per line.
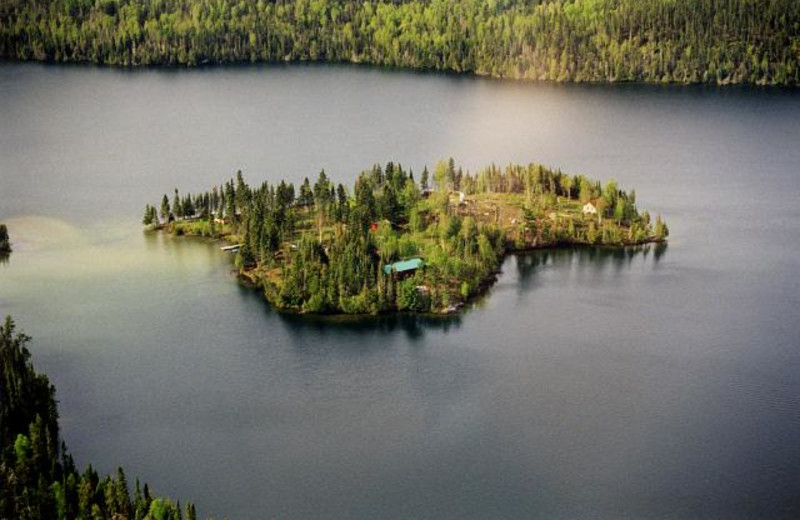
[383, 258, 424, 277]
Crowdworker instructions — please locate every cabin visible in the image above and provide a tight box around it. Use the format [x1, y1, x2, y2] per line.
[383, 258, 424, 278]
[582, 202, 598, 215]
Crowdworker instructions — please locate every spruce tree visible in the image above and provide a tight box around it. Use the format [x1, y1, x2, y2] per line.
[185, 502, 197, 520]
[172, 189, 182, 220]
[0, 223, 11, 254]
[160, 195, 170, 222]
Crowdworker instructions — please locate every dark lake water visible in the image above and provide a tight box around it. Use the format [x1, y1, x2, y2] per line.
[1, 62, 799, 520]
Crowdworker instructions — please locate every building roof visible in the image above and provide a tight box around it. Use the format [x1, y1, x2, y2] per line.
[383, 258, 424, 275]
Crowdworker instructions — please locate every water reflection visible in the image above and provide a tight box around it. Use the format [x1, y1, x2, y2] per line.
[512, 243, 667, 290]
[252, 286, 464, 342]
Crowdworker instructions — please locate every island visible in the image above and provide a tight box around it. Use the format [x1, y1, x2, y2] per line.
[143, 160, 668, 314]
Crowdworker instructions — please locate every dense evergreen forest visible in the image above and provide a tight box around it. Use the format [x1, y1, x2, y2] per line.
[146, 159, 668, 314]
[0, 317, 198, 520]
[1, 0, 798, 85]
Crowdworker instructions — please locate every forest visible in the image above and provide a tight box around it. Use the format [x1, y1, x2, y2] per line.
[0, 316, 197, 520]
[1, 0, 798, 85]
[145, 159, 668, 314]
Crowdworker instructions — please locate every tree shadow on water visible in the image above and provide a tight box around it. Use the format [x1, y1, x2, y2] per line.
[512, 242, 668, 289]
[232, 279, 463, 344]
[275, 307, 463, 344]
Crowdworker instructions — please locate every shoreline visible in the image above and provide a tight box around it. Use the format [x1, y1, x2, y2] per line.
[2, 59, 796, 89]
[155, 224, 665, 317]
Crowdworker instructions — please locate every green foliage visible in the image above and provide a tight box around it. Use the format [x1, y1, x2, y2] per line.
[142, 204, 158, 227]
[1, 0, 797, 85]
[397, 279, 428, 312]
[654, 214, 669, 240]
[160, 195, 171, 222]
[13, 433, 31, 463]
[148, 497, 182, 520]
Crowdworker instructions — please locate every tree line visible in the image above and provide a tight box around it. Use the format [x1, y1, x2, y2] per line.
[147, 159, 667, 314]
[0, 316, 198, 520]
[1, 0, 797, 85]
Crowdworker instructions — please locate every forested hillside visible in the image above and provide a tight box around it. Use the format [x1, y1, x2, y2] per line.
[1, 0, 798, 85]
[0, 317, 195, 520]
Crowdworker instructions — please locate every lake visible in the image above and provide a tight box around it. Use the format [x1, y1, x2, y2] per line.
[1, 62, 799, 520]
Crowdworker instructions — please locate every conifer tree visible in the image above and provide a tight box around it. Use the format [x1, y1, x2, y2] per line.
[172, 189, 182, 220]
[160, 195, 171, 222]
[0, 223, 11, 254]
